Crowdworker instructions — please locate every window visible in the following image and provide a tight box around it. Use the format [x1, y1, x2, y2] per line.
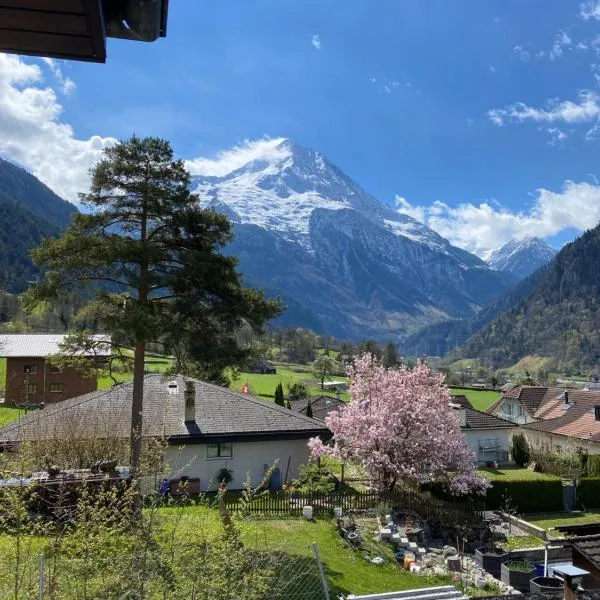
[504, 403, 513, 416]
[207, 443, 232, 459]
[518, 404, 525, 417]
[48, 365, 63, 374]
[24, 364, 38, 375]
[49, 383, 63, 393]
[27, 383, 37, 394]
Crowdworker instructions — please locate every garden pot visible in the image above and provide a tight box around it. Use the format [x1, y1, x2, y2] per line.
[501, 560, 536, 592]
[475, 547, 510, 578]
[530, 576, 563, 594]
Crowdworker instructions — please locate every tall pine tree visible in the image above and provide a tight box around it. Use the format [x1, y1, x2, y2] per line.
[25, 136, 280, 510]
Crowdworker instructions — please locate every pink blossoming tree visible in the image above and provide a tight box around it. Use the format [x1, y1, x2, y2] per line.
[309, 355, 489, 495]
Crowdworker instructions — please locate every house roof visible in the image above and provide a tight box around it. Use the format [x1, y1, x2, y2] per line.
[487, 385, 551, 417]
[572, 535, 600, 570]
[0, 374, 329, 446]
[0, 334, 111, 358]
[463, 408, 514, 430]
[290, 395, 344, 421]
[521, 387, 600, 443]
[450, 394, 473, 409]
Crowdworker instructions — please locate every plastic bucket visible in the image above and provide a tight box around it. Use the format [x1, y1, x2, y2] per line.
[302, 506, 313, 520]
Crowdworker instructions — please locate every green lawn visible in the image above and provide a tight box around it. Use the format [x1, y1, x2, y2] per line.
[524, 511, 600, 530]
[231, 366, 349, 401]
[161, 505, 449, 597]
[0, 357, 5, 389]
[499, 535, 545, 551]
[0, 406, 28, 426]
[478, 466, 560, 481]
[450, 387, 500, 411]
[97, 353, 173, 390]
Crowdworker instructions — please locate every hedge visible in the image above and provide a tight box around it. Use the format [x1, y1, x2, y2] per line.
[484, 480, 563, 513]
[577, 478, 600, 509]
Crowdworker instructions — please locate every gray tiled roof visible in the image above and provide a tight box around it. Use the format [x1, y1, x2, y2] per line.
[463, 408, 514, 430]
[0, 374, 329, 445]
[0, 334, 111, 358]
[289, 395, 344, 421]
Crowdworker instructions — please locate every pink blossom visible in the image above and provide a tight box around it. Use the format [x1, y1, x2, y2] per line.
[309, 354, 489, 495]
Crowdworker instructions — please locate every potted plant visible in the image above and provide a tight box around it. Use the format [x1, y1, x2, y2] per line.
[530, 576, 563, 594]
[216, 467, 233, 488]
[475, 547, 510, 578]
[501, 560, 536, 592]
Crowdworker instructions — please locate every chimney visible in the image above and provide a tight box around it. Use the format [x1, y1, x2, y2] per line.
[564, 391, 569, 405]
[184, 380, 195, 423]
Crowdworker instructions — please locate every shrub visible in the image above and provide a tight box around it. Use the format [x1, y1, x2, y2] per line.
[216, 467, 233, 486]
[511, 434, 530, 467]
[587, 455, 600, 477]
[485, 480, 563, 513]
[578, 478, 600, 509]
[291, 463, 335, 494]
[288, 382, 308, 402]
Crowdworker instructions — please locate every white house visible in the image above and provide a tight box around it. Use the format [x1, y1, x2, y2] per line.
[451, 397, 514, 464]
[0, 374, 330, 491]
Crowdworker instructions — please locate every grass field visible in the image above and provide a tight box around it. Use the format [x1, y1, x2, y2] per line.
[0, 406, 28, 426]
[478, 466, 559, 481]
[449, 387, 500, 411]
[0, 357, 5, 389]
[231, 366, 349, 401]
[158, 505, 448, 596]
[524, 511, 600, 530]
[97, 353, 173, 390]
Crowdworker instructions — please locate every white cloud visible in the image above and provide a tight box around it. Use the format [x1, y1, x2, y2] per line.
[394, 196, 426, 222]
[185, 137, 289, 177]
[311, 34, 321, 50]
[396, 180, 600, 258]
[513, 45, 531, 61]
[549, 30, 572, 59]
[489, 90, 600, 127]
[489, 65, 496, 73]
[369, 77, 404, 94]
[547, 127, 568, 145]
[40, 57, 75, 95]
[0, 53, 116, 202]
[581, 0, 600, 20]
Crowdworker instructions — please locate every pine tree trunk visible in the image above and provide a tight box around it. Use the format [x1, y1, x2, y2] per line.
[130, 340, 145, 516]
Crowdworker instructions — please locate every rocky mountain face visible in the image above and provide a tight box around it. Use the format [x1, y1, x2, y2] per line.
[192, 139, 514, 341]
[487, 237, 557, 280]
[0, 157, 76, 292]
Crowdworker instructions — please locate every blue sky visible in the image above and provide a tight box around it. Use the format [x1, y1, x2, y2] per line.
[1, 0, 600, 257]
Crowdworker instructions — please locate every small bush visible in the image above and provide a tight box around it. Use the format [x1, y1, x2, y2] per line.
[216, 467, 233, 485]
[511, 434, 530, 467]
[587, 455, 600, 477]
[291, 463, 335, 494]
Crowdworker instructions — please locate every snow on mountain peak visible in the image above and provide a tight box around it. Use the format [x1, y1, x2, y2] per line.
[190, 139, 481, 262]
[487, 236, 557, 279]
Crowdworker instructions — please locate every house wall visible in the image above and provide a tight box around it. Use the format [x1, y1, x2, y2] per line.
[572, 548, 600, 589]
[4, 357, 97, 406]
[463, 428, 512, 464]
[164, 438, 313, 491]
[492, 399, 531, 425]
[522, 429, 600, 455]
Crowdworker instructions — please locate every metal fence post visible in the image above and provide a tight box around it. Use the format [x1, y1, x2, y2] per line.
[311, 542, 330, 600]
[38, 552, 45, 600]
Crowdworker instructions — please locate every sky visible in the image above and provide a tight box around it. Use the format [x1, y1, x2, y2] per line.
[2, 0, 600, 258]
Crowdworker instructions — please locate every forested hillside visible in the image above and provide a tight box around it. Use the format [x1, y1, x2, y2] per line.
[457, 225, 600, 371]
[0, 199, 61, 292]
[0, 157, 77, 293]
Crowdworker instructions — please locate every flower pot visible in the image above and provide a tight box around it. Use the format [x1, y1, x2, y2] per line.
[475, 547, 510, 578]
[530, 576, 563, 594]
[501, 560, 536, 592]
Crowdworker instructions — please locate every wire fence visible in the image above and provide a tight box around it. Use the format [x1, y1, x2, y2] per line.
[0, 541, 329, 600]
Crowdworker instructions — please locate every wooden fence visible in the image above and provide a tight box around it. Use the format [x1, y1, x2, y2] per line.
[217, 488, 484, 524]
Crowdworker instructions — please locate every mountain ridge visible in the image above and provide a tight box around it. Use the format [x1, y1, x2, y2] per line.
[193, 138, 515, 340]
[487, 236, 557, 280]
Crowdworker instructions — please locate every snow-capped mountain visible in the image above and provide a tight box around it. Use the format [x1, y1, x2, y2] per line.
[487, 237, 557, 280]
[192, 138, 514, 340]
